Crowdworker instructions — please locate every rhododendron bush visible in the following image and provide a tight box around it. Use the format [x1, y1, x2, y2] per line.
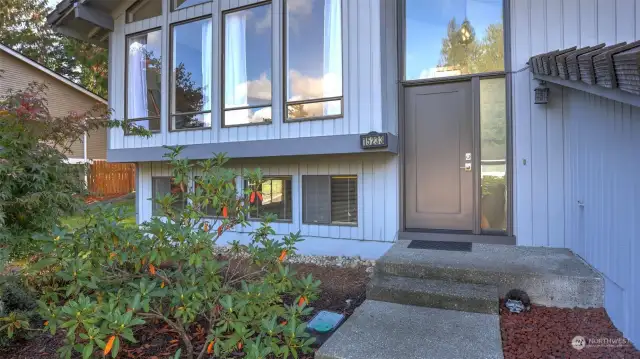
[28, 147, 320, 359]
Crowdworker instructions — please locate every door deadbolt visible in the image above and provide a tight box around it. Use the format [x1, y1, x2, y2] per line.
[465, 153, 472, 161]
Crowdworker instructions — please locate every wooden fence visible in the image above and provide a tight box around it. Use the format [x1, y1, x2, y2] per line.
[88, 161, 136, 196]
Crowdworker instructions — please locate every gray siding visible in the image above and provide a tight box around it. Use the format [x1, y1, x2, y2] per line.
[511, 0, 640, 346]
[136, 154, 399, 243]
[109, 0, 395, 150]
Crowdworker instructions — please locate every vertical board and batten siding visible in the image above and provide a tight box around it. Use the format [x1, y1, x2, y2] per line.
[510, 0, 640, 345]
[109, 0, 391, 150]
[136, 154, 399, 243]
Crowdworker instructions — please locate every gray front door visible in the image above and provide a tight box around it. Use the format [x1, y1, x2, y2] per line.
[405, 81, 474, 231]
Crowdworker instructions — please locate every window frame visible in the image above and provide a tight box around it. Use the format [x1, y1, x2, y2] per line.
[282, 0, 345, 123]
[124, 27, 163, 135]
[221, 1, 274, 128]
[151, 176, 186, 216]
[244, 176, 293, 223]
[126, 0, 162, 24]
[302, 175, 358, 226]
[171, 0, 212, 12]
[168, 15, 214, 132]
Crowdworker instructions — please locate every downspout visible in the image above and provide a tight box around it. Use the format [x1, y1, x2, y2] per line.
[83, 131, 88, 185]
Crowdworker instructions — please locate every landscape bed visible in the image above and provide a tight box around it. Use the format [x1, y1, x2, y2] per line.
[0, 263, 370, 359]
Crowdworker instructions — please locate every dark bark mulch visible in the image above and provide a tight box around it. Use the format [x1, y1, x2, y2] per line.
[0, 263, 370, 359]
[500, 300, 640, 359]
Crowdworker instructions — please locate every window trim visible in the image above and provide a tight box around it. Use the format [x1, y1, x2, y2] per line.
[126, 0, 162, 24]
[124, 27, 163, 135]
[244, 176, 293, 223]
[171, 0, 213, 12]
[151, 176, 186, 216]
[282, 0, 345, 123]
[221, 1, 274, 128]
[302, 175, 358, 226]
[168, 15, 214, 132]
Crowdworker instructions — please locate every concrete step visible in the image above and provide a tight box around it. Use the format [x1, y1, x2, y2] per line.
[367, 275, 499, 314]
[375, 241, 604, 308]
[316, 300, 504, 359]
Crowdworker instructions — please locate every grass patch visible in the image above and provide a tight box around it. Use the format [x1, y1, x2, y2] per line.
[61, 197, 136, 230]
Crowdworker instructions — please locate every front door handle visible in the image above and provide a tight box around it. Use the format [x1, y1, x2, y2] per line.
[460, 163, 472, 172]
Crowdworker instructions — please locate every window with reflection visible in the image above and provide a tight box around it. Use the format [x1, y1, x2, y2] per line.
[223, 3, 272, 127]
[480, 77, 507, 232]
[405, 0, 504, 80]
[170, 18, 213, 130]
[245, 177, 292, 221]
[126, 29, 162, 133]
[127, 0, 162, 23]
[285, 0, 342, 121]
[173, 0, 211, 11]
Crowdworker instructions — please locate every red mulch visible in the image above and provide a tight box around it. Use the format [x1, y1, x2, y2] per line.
[500, 300, 640, 359]
[0, 263, 370, 359]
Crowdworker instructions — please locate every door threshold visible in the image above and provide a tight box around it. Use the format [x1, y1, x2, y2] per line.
[399, 231, 516, 245]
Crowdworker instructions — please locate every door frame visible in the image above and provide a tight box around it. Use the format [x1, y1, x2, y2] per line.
[396, 0, 513, 236]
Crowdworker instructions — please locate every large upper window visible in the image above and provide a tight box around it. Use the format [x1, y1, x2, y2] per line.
[126, 0, 161, 23]
[173, 0, 211, 11]
[285, 0, 342, 121]
[170, 18, 213, 130]
[404, 0, 504, 80]
[126, 29, 162, 132]
[223, 3, 273, 127]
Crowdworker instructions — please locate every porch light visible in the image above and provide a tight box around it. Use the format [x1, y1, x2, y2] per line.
[534, 81, 549, 104]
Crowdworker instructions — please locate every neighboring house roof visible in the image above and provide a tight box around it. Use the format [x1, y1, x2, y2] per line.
[0, 43, 107, 104]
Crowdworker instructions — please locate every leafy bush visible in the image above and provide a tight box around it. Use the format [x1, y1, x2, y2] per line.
[0, 81, 149, 260]
[0, 279, 40, 344]
[28, 147, 320, 359]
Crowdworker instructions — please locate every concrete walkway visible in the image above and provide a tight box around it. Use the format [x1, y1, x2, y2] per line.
[316, 300, 504, 359]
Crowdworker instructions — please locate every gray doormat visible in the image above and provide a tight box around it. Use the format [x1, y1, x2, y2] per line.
[407, 240, 472, 252]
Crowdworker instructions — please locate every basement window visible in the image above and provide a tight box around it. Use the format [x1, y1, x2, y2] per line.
[302, 175, 357, 225]
[126, 0, 162, 23]
[245, 177, 292, 221]
[152, 177, 186, 216]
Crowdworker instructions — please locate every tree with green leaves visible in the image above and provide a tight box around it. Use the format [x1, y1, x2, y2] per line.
[439, 18, 504, 75]
[0, 0, 108, 97]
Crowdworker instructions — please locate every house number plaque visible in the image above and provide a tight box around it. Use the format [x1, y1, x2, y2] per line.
[360, 132, 388, 149]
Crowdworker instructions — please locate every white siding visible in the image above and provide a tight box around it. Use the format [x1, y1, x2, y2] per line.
[136, 154, 399, 242]
[511, 0, 640, 345]
[110, 0, 393, 149]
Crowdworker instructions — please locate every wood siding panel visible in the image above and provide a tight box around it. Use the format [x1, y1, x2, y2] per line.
[136, 154, 399, 242]
[110, 0, 389, 149]
[511, 0, 640, 345]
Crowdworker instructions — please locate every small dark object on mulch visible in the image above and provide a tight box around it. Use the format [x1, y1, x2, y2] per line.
[500, 299, 640, 359]
[504, 288, 531, 313]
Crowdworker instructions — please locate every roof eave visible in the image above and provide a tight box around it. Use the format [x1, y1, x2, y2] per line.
[47, 0, 114, 48]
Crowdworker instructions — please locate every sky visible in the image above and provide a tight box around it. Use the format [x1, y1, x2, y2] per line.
[405, 0, 503, 80]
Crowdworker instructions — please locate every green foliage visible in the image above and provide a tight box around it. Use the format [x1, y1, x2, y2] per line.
[27, 147, 320, 359]
[0, 82, 146, 260]
[0, 280, 40, 344]
[0, 0, 108, 97]
[439, 18, 504, 75]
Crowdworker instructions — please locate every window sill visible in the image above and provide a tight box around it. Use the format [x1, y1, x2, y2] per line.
[284, 114, 344, 123]
[302, 221, 358, 227]
[221, 120, 273, 129]
[169, 126, 212, 132]
[125, 130, 161, 136]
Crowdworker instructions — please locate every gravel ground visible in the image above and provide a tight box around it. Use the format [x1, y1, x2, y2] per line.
[500, 300, 640, 359]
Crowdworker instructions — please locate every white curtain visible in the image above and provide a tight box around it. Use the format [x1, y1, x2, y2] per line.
[323, 0, 342, 115]
[201, 19, 213, 126]
[224, 12, 249, 125]
[128, 38, 149, 129]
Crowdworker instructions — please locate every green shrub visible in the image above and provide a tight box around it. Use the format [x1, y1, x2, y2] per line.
[0, 279, 40, 344]
[27, 147, 320, 359]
